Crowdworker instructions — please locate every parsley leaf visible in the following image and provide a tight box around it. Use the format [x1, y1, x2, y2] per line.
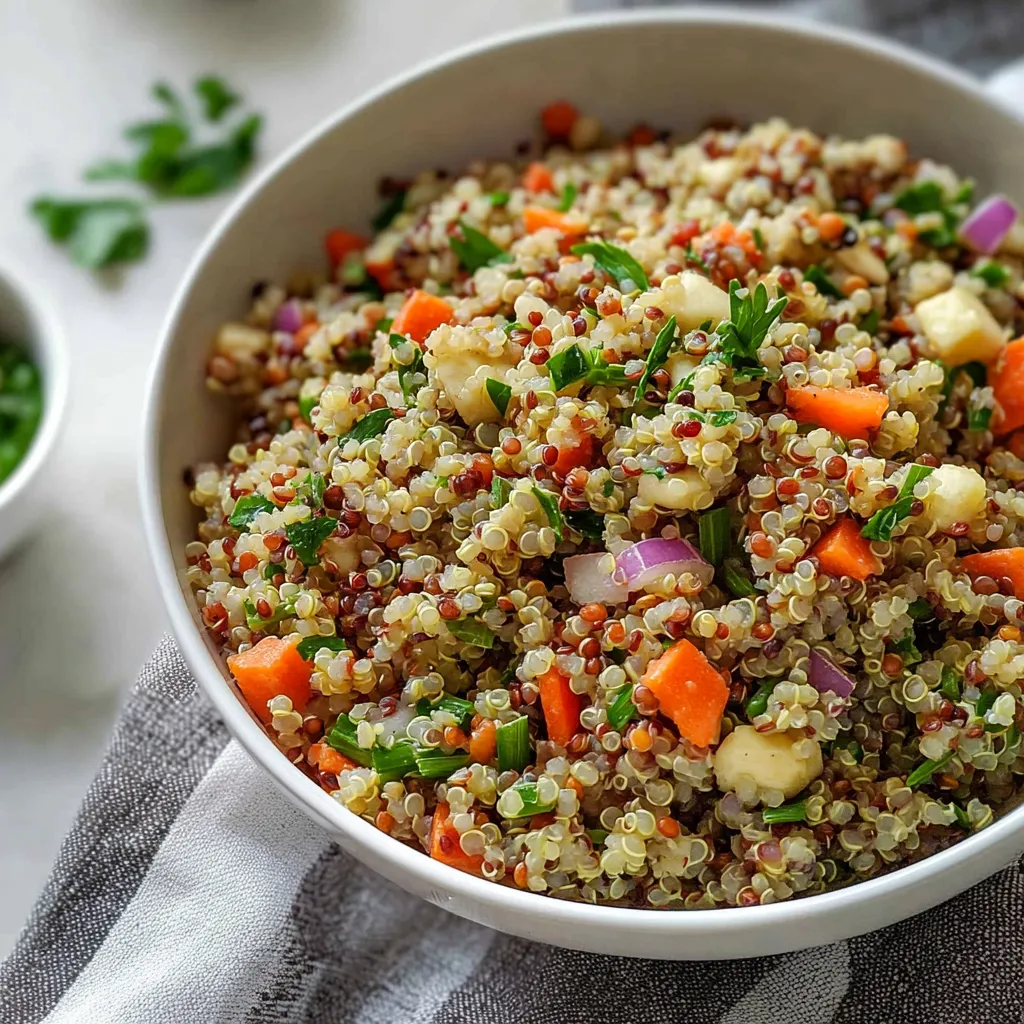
[893, 629, 922, 666]
[804, 264, 843, 299]
[861, 464, 935, 541]
[968, 406, 993, 431]
[294, 472, 325, 509]
[487, 190, 510, 207]
[503, 321, 523, 337]
[557, 182, 578, 212]
[570, 240, 650, 291]
[296, 636, 348, 661]
[684, 242, 709, 272]
[228, 493, 275, 530]
[892, 180, 969, 248]
[194, 75, 241, 122]
[372, 189, 406, 232]
[486, 378, 512, 417]
[341, 407, 395, 442]
[450, 220, 513, 273]
[547, 344, 628, 393]
[709, 410, 738, 427]
[389, 334, 426, 406]
[30, 198, 149, 269]
[972, 261, 1011, 288]
[715, 279, 787, 374]
[635, 315, 678, 399]
[532, 486, 564, 543]
[566, 509, 604, 541]
[446, 617, 496, 648]
[285, 516, 338, 565]
[243, 595, 298, 631]
[491, 476, 512, 509]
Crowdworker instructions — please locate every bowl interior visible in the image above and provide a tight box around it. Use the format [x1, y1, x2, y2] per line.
[145, 12, 1024, 957]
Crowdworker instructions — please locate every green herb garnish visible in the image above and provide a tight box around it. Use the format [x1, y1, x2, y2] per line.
[861, 464, 935, 541]
[372, 189, 406, 232]
[324, 714, 372, 767]
[0, 344, 42, 484]
[488, 190, 510, 207]
[30, 198, 149, 270]
[298, 393, 319, 423]
[804, 264, 843, 299]
[491, 475, 512, 509]
[546, 344, 629, 393]
[587, 828, 610, 846]
[907, 749, 955, 788]
[228, 493, 275, 531]
[413, 750, 472, 779]
[607, 685, 637, 732]
[450, 220, 513, 273]
[972, 261, 1011, 288]
[416, 695, 476, 730]
[891, 180, 968, 248]
[486, 378, 512, 417]
[940, 666, 961, 701]
[296, 636, 348, 661]
[721, 564, 756, 598]
[685, 242, 709, 272]
[263, 562, 285, 580]
[714, 280, 788, 375]
[907, 598, 934, 621]
[709, 410, 738, 427]
[341, 407, 395, 442]
[762, 801, 806, 824]
[699, 506, 731, 566]
[860, 309, 880, 335]
[446, 617, 497, 649]
[501, 780, 556, 819]
[892, 629, 922, 666]
[389, 333, 426, 406]
[557, 182, 578, 212]
[532, 486, 564, 542]
[496, 716, 531, 773]
[745, 679, 777, 720]
[635, 315, 678, 399]
[570, 239, 650, 291]
[243, 595, 298, 631]
[565, 509, 604, 542]
[294, 472, 325, 509]
[285, 516, 338, 565]
[967, 406, 993, 431]
[194, 75, 241, 122]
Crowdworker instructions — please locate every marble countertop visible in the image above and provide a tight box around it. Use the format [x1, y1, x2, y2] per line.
[0, 0, 563, 955]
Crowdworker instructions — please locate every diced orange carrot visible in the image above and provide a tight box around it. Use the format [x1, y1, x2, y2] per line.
[324, 228, 368, 267]
[523, 162, 556, 194]
[992, 338, 1024, 435]
[227, 635, 312, 724]
[523, 206, 588, 237]
[640, 639, 728, 749]
[429, 802, 484, 875]
[541, 100, 578, 140]
[538, 668, 582, 748]
[786, 385, 889, 439]
[708, 221, 761, 262]
[961, 549, 1024, 600]
[391, 289, 453, 343]
[469, 718, 497, 764]
[552, 433, 594, 476]
[317, 745, 358, 776]
[1006, 430, 1024, 461]
[811, 518, 881, 581]
[293, 322, 319, 352]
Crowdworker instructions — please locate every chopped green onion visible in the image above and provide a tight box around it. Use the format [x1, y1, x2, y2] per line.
[607, 685, 637, 732]
[414, 750, 472, 779]
[496, 715, 531, 772]
[500, 780, 556, 819]
[762, 801, 806, 824]
[488, 190, 510, 207]
[296, 636, 348, 660]
[324, 714, 372, 767]
[699, 506, 731, 566]
[860, 309, 880, 334]
[967, 406, 993, 431]
[971, 260, 1011, 288]
[907, 749, 955, 788]
[416, 695, 475, 730]
[634, 315, 678, 399]
[952, 803, 971, 829]
[721, 564, 756, 598]
[372, 742, 418, 783]
[745, 679, 777, 720]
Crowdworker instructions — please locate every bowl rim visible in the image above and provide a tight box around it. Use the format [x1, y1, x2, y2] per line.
[141, 7, 1024, 942]
[0, 259, 69, 514]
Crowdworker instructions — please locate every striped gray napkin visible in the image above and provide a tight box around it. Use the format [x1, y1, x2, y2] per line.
[2, 637, 1024, 1023]
[6, 2, 1024, 1019]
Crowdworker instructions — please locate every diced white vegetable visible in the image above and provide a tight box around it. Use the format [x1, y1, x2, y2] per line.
[698, 158, 740, 197]
[925, 463, 987, 530]
[660, 272, 731, 333]
[215, 323, 270, 361]
[713, 725, 823, 802]
[432, 352, 515, 425]
[914, 286, 1006, 366]
[835, 244, 890, 285]
[637, 469, 711, 512]
[665, 351, 700, 388]
[322, 536, 363, 575]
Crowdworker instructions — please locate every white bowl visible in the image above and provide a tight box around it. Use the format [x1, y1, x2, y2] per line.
[0, 262, 68, 563]
[142, 10, 1024, 959]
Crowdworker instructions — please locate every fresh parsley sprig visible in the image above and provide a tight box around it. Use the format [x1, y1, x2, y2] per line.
[547, 344, 629, 393]
[715, 280, 788, 373]
[634, 315, 679, 399]
[861, 464, 935, 541]
[570, 240, 650, 291]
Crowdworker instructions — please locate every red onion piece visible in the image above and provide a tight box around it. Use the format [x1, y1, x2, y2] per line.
[808, 649, 855, 699]
[615, 537, 714, 592]
[959, 195, 1019, 254]
[273, 299, 305, 334]
[564, 553, 629, 606]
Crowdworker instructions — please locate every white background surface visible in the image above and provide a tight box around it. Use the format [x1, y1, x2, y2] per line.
[0, 0, 563, 955]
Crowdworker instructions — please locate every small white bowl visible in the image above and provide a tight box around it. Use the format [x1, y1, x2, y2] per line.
[0, 262, 68, 562]
[143, 10, 1024, 959]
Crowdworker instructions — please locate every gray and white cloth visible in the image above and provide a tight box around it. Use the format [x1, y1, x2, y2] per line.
[7, 2, 1024, 1020]
[3, 637, 1024, 1024]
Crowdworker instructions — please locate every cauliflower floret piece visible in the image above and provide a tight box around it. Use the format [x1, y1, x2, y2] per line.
[426, 324, 519, 426]
[714, 725, 823, 803]
[925, 463, 987, 531]
[637, 469, 711, 512]
[915, 286, 1005, 366]
[658, 272, 731, 333]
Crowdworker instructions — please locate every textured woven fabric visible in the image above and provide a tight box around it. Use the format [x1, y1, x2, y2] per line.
[5, 4, 1024, 1019]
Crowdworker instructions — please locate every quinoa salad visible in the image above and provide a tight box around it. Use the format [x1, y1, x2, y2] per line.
[185, 103, 1024, 910]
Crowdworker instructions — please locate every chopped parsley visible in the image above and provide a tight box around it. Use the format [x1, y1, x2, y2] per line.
[389, 333, 426, 406]
[708, 410, 738, 427]
[487, 190, 510, 207]
[341, 407, 395, 442]
[446, 617, 497, 648]
[860, 309, 880, 335]
[714, 279, 788, 376]
[803, 264, 843, 299]
[194, 75, 241, 122]
[532, 486, 564, 543]
[296, 636, 348, 660]
[491, 475, 512, 509]
[634, 315, 679, 399]
[547, 344, 629, 392]
[485, 378, 512, 417]
[565, 509, 604, 542]
[450, 220, 513, 272]
[285, 516, 338, 565]
[557, 182, 578, 212]
[228, 493, 274, 531]
[30, 198, 149, 270]
[294, 472, 325, 509]
[891, 180, 971, 248]
[861, 464, 935, 542]
[971, 261, 1011, 288]
[263, 562, 285, 580]
[570, 239, 650, 291]
[906, 749, 955, 788]
[243, 595, 298, 631]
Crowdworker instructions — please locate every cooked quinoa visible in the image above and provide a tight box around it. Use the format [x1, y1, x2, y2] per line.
[185, 106, 1024, 909]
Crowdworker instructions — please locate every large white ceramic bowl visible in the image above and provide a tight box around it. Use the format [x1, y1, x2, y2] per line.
[142, 10, 1024, 959]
